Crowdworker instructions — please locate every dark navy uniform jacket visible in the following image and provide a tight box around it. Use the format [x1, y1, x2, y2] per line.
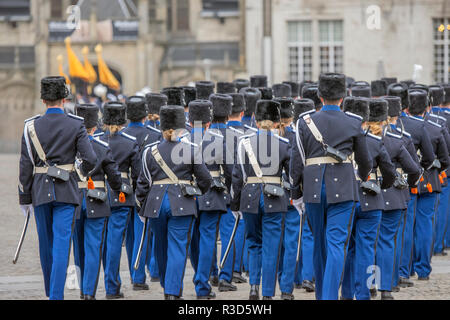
[358, 133, 396, 212]
[76, 137, 122, 219]
[430, 107, 450, 132]
[382, 131, 421, 210]
[230, 129, 291, 214]
[290, 106, 372, 204]
[98, 130, 140, 207]
[145, 119, 160, 130]
[225, 121, 246, 194]
[283, 125, 297, 208]
[19, 108, 96, 206]
[122, 122, 161, 156]
[136, 139, 212, 218]
[241, 116, 256, 128]
[426, 111, 450, 187]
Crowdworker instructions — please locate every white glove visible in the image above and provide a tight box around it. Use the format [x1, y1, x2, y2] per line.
[292, 197, 304, 216]
[75, 158, 82, 170]
[139, 215, 146, 224]
[232, 211, 243, 220]
[20, 204, 34, 217]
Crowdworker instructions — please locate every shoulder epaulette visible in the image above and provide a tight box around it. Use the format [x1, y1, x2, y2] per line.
[24, 114, 40, 123]
[299, 109, 315, 118]
[395, 128, 411, 138]
[120, 131, 137, 141]
[367, 132, 382, 140]
[228, 126, 244, 135]
[386, 131, 402, 139]
[146, 125, 161, 133]
[444, 110, 450, 115]
[244, 124, 257, 132]
[274, 134, 289, 144]
[345, 111, 363, 121]
[206, 130, 224, 139]
[409, 116, 424, 122]
[239, 133, 256, 140]
[427, 119, 442, 128]
[93, 137, 109, 148]
[180, 136, 198, 148]
[93, 132, 104, 137]
[68, 113, 84, 121]
[143, 140, 160, 150]
[429, 113, 447, 122]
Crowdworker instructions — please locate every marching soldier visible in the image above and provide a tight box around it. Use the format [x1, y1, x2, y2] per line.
[282, 81, 300, 99]
[72, 104, 123, 300]
[290, 73, 372, 300]
[181, 86, 197, 122]
[136, 105, 212, 300]
[217, 82, 237, 94]
[233, 79, 250, 92]
[301, 84, 322, 110]
[195, 81, 215, 100]
[239, 87, 261, 128]
[272, 84, 292, 99]
[231, 100, 291, 300]
[257, 87, 273, 100]
[145, 93, 167, 129]
[18, 76, 97, 300]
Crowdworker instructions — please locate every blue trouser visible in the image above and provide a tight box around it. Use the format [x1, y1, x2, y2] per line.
[434, 185, 450, 253]
[192, 211, 221, 296]
[278, 207, 300, 294]
[146, 232, 160, 278]
[393, 209, 407, 288]
[243, 194, 284, 297]
[218, 208, 236, 282]
[305, 182, 355, 300]
[243, 238, 249, 272]
[151, 193, 194, 296]
[294, 215, 314, 285]
[399, 194, 417, 279]
[341, 205, 381, 300]
[125, 208, 134, 277]
[413, 192, 438, 278]
[131, 208, 151, 284]
[103, 206, 131, 295]
[35, 201, 76, 300]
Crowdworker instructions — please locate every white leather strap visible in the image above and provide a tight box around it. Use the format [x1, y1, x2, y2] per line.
[151, 145, 179, 184]
[27, 120, 47, 162]
[242, 138, 264, 183]
[303, 114, 324, 145]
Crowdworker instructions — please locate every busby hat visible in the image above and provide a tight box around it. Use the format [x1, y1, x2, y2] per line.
[250, 75, 268, 88]
[188, 100, 213, 124]
[282, 81, 300, 97]
[318, 73, 346, 100]
[429, 85, 444, 106]
[368, 98, 388, 122]
[255, 100, 281, 122]
[351, 81, 370, 88]
[210, 93, 233, 118]
[293, 99, 315, 120]
[272, 83, 292, 98]
[160, 105, 186, 131]
[401, 80, 415, 88]
[382, 77, 398, 86]
[40, 76, 69, 101]
[410, 84, 429, 93]
[351, 85, 371, 98]
[75, 103, 99, 129]
[195, 81, 215, 100]
[181, 86, 197, 107]
[103, 102, 127, 125]
[240, 87, 262, 116]
[302, 84, 322, 109]
[442, 83, 450, 104]
[257, 87, 273, 100]
[145, 93, 168, 115]
[229, 93, 246, 114]
[408, 89, 428, 115]
[126, 95, 148, 121]
[233, 79, 250, 91]
[371, 80, 388, 97]
[217, 82, 236, 94]
[387, 83, 409, 110]
[384, 96, 402, 117]
[343, 97, 370, 122]
[160, 87, 185, 106]
[299, 81, 315, 97]
[346, 77, 355, 88]
[273, 98, 294, 119]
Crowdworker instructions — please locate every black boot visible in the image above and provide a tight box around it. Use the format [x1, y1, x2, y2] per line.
[249, 285, 259, 300]
[262, 296, 273, 300]
[399, 277, 414, 288]
[380, 291, 394, 300]
[302, 280, 315, 292]
[370, 287, 378, 299]
[133, 283, 149, 291]
[150, 277, 160, 282]
[209, 275, 219, 287]
[106, 292, 124, 299]
[418, 276, 430, 281]
[392, 285, 400, 292]
[232, 272, 247, 283]
[84, 295, 96, 300]
[281, 292, 294, 300]
[165, 294, 183, 300]
[197, 291, 216, 300]
[218, 279, 237, 292]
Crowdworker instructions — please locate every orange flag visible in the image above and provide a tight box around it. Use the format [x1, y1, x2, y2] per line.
[56, 54, 71, 85]
[95, 44, 120, 91]
[65, 37, 89, 81]
[82, 46, 97, 84]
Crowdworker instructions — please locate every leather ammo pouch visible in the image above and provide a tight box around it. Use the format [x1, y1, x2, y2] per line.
[324, 146, 348, 163]
[121, 183, 133, 195]
[432, 159, 441, 170]
[393, 171, 408, 190]
[210, 170, 227, 192]
[47, 165, 70, 182]
[181, 184, 202, 197]
[263, 184, 284, 197]
[87, 188, 108, 202]
[360, 180, 381, 195]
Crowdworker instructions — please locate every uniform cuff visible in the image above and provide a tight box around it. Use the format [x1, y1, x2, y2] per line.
[19, 193, 32, 205]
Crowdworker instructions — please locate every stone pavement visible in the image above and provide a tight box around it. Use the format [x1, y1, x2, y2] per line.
[1, 154, 450, 300]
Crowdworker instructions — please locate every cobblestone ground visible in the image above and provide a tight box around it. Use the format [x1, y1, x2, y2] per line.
[1, 154, 450, 300]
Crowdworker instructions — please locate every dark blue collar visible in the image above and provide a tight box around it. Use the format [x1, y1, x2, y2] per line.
[321, 105, 341, 112]
[146, 120, 160, 126]
[242, 116, 252, 122]
[88, 135, 94, 140]
[227, 120, 242, 127]
[46, 107, 65, 115]
[128, 122, 144, 128]
[210, 123, 227, 129]
[431, 107, 442, 114]
[285, 126, 293, 132]
[411, 115, 423, 120]
[400, 111, 408, 117]
[390, 124, 397, 130]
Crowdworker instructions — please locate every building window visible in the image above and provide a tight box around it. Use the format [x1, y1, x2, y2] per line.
[148, 0, 157, 21]
[0, 0, 30, 21]
[176, 0, 189, 31]
[287, 21, 312, 82]
[319, 20, 343, 74]
[50, 0, 63, 19]
[434, 18, 450, 83]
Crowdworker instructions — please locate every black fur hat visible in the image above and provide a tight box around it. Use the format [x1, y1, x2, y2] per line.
[302, 84, 322, 109]
[229, 93, 246, 114]
[346, 77, 355, 88]
[145, 93, 168, 115]
[188, 100, 213, 124]
[195, 81, 215, 100]
[160, 87, 185, 106]
[318, 73, 346, 100]
[217, 82, 236, 94]
[239, 87, 262, 116]
[272, 83, 292, 98]
[103, 102, 127, 125]
[299, 81, 315, 97]
[410, 84, 429, 93]
[351, 81, 370, 88]
[160, 105, 186, 131]
[257, 87, 273, 100]
[443, 83, 450, 104]
[233, 79, 250, 91]
[408, 89, 428, 115]
[371, 80, 387, 97]
[351, 85, 371, 98]
[382, 77, 398, 86]
[293, 98, 315, 120]
[368, 98, 388, 122]
[282, 81, 300, 97]
[273, 98, 294, 119]
[343, 97, 370, 122]
[429, 85, 444, 106]
[384, 96, 402, 117]
[210, 93, 233, 118]
[126, 95, 148, 121]
[75, 103, 99, 129]
[181, 86, 197, 107]
[255, 100, 281, 122]
[250, 75, 268, 88]
[401, 80, 415, 88]
[41, 76, 69, 101]
[387, 83, 409, 110]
